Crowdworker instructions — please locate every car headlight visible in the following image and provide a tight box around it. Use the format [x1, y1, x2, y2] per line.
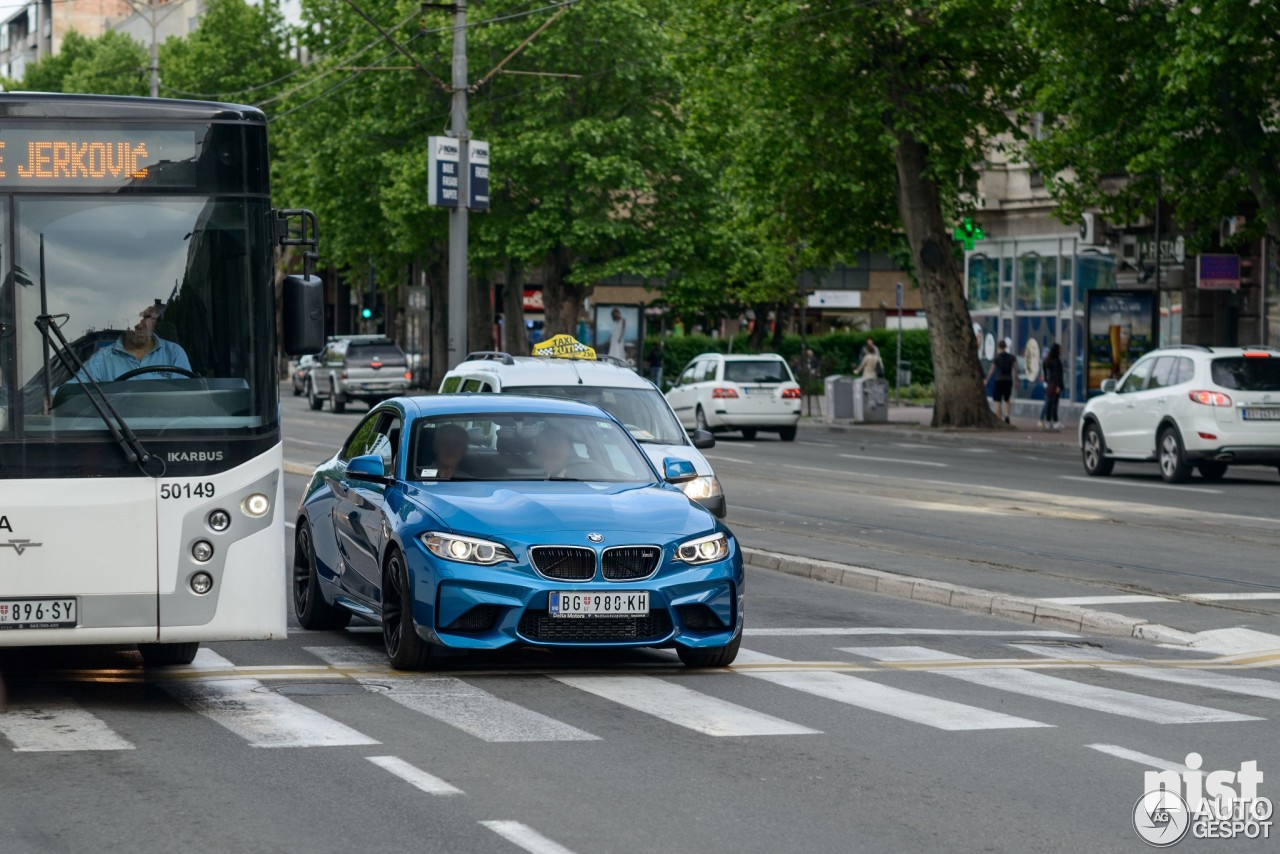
[680, 475, 722, 501]
[674, 532, 731, 565]
[422, 532, 515, 565]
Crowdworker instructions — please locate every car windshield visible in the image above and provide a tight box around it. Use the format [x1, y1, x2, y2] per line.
[724, 359, 793, 384]
[1211, 357, 1280, 391]
[408, 412, 657, 483]
[511, 385, 686, 444]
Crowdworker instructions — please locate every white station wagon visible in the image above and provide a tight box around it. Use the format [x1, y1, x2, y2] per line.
[1079, 345, 1280, 482]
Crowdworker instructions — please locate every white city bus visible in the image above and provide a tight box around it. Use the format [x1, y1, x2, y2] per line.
[0, 94, 322, 665]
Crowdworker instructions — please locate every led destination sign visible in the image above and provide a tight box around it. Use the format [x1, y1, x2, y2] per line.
[0, 129, 198, 187]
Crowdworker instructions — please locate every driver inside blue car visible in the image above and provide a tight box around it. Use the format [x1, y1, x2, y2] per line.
[74, 300, 192, 383]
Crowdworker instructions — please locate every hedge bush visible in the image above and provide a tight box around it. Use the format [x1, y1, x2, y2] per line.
[645, 329, 934, 391]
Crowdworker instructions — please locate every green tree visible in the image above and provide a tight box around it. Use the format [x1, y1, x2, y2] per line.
[161, 0, 299, 105]
[16, 29, 147, 95]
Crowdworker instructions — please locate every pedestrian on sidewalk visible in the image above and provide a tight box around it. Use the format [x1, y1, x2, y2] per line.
[1038, 342, 1064, 431]
[985, 338, 1016, 423]
[854, 339, 883, 379]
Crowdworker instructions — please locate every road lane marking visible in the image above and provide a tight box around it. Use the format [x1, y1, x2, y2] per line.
[1039, 595, 1172, 605]
[551, 674, 819, 737]
[846, 646, 1261, 724]
[744, 627, 1080, 638]
[734, 649, 1050, 731]
[1087, 744, 1191, 773]
[307, 647, 597, 742]
[367, 756, 463, 796]
[0, 699, 135, 752]
[1183, 592, 1280, 601]
[800, 440, 838, 447]
[839, 453, 948, 467]
[703, 454, 753, 464]
[481, 821, 579, 854]
[1059, 475, 1222, 494]
[1015, 644, 1280, 701]
[160, 650, 378, 748]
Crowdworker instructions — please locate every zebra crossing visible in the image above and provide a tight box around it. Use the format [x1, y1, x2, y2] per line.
[3, 637, 1277, 754]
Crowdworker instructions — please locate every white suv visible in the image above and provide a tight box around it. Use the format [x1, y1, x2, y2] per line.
[1080, 346, 1280, 482]
[439, 351, 726, 517]
[665, 353, 802, 441]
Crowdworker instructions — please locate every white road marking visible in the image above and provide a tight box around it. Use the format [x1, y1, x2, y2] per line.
[552, 675, 819, 737]
[732, 442, 758, 449]
[959, 448, 995, 454]
[1186, 628, 1280, 655]
[744, 627, 1080, 638]
[800, 440, 838, 447]
[367, 755, 463, 796]
[846, 646, 1260, 724]
[1039, 595, 1171, 605]
[481, 821, 580, 854]
[704, 455, 753, 464]
[1059, 475, 1222, 495]
[891, 443, 937, 449]
[839, 453, 948, 467]
[1183, 592, 1280, 602]
[160, 650, 378, 748]
[0, 699, 135, 752]
[734, 649, 1049, 731]
[285, 521, 296, 530]
[1087, 744, 1191, 773]
[307, 647, 597, 742]
[1016, 644, 1280, 701]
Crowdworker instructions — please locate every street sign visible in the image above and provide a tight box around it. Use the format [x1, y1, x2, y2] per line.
[469, 140, 490, 211]
[953, 217, 985, 250]
[895, 282, 903, 308]
[407, 286, 427, 311]
[427, 136, 460, 208]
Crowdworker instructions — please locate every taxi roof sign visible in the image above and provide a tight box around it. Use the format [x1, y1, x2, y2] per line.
[533, 334, 597, 360]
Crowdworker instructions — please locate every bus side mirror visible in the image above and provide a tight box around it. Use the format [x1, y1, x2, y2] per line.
[283, 274, 324, 356]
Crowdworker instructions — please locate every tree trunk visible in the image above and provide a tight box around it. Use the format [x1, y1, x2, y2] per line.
[542, 245, 588, 338]
[890, 129, 1000, 428]
[502, 262, 529, 356]
[468, 273, 494, 353]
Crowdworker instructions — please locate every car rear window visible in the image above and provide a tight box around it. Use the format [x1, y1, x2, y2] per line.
[724, 360, 792, 384]
[1210, 357, 1280, 391]
[349, 344, 407, 366]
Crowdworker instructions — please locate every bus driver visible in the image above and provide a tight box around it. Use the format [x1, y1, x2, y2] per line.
[75, 300, 193, 383]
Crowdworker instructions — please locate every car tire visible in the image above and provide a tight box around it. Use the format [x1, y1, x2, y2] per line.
[741, 428, 757, 440]
[677, 632, 742, 668]
[778, 426, 797, 442]
[1081, 422, 1114, 476]
[292, 382, 302, 397]
[695, 405, 710, 432]
[383, 549, 434, 671]
[307, 381, 323, 411]
[137, 642, 199, 666]
[1158, 426, 1192, 483]
[1196, 461, 1228, 481]
[332, 392, 346, 414]
[293, 520, 352, 630]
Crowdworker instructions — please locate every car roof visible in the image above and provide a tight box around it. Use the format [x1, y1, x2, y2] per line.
[448, 356, 654, 389]
[692, 353, 788, 362]
[1144, 345, 1280, 357]
[395, 393, 616, 420]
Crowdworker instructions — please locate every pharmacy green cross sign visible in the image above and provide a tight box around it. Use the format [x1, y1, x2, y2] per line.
[953, 217, 985, 250]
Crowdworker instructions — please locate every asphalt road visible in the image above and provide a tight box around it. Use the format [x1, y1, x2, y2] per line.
[2, 391, 1278, 853]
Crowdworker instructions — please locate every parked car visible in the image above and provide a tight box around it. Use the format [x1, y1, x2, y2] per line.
[1079, 345, 1280, 483]
[440, 348, 726, 517]
[307, 335, 410, 413]
[290, 354, 317, 396]
[293, 394, 744, 669]
[665, 353, 802, 441]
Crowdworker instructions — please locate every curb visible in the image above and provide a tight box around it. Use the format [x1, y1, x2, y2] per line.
[283, 461, 314, 476]
[744, 546, 1196, 646]
[804, 419, 1079, 452]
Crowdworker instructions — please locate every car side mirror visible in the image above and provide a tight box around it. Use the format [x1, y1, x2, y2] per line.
[282, 274, 324, 356]
[1100, 379, 1117, 393]
[690, 428, 715, 450]
[347, 454, 392, 483]
[663, 457, 697, 484]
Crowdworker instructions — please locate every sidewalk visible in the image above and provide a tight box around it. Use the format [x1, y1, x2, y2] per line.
[800, 395, 1079, 449]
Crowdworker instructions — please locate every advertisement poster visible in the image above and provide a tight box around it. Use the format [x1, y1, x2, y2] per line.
[1085, 290, 1158, 394]
[593, 304, 642, 365]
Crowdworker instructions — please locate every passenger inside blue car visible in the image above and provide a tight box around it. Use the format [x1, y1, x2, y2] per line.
[74, 300, 192, 383]
[431, 423, 471, 479]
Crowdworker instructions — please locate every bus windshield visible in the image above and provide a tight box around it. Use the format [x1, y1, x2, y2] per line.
[2, 196, 275, 439]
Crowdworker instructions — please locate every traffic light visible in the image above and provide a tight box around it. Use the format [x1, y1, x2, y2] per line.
[361, 306, 373, 319]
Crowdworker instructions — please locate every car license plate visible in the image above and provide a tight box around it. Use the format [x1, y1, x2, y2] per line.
[549, 591, 649, 618]
[0, 597, 77, 630]
[1242, 408, 1280, 421]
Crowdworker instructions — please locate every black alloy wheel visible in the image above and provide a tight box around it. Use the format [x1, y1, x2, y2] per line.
[382, 550, 434, 670]
[293, 521, 351, 630]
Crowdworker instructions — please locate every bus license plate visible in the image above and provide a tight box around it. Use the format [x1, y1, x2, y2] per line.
[549, 591, 648, 618]
[0, 598, 77, 630]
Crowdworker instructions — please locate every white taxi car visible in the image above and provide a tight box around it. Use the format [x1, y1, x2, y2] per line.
[1080, 345, 1280, 482]
[439, 338, 726, 517]
[665, 353, 802, 441]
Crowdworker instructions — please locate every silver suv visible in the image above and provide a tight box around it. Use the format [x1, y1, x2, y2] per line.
[307, 335, 410, 413]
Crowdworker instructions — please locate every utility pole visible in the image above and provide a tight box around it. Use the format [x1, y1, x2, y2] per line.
[446, 0, 470, 370]
[122, 0, 180, 98]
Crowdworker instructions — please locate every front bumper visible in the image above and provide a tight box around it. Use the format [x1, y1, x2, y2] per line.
[405, 536, 744, 651]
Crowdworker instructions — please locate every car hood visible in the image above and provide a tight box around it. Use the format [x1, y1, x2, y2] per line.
[400, 481, 714, 538]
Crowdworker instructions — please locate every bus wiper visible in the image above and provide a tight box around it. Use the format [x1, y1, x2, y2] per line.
[33, 314, 156, 471]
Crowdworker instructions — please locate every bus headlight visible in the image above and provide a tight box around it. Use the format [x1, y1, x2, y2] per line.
[192, 540, 214, 563]
[190, 572, 214, 594]
[242, 493, 270, 517]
